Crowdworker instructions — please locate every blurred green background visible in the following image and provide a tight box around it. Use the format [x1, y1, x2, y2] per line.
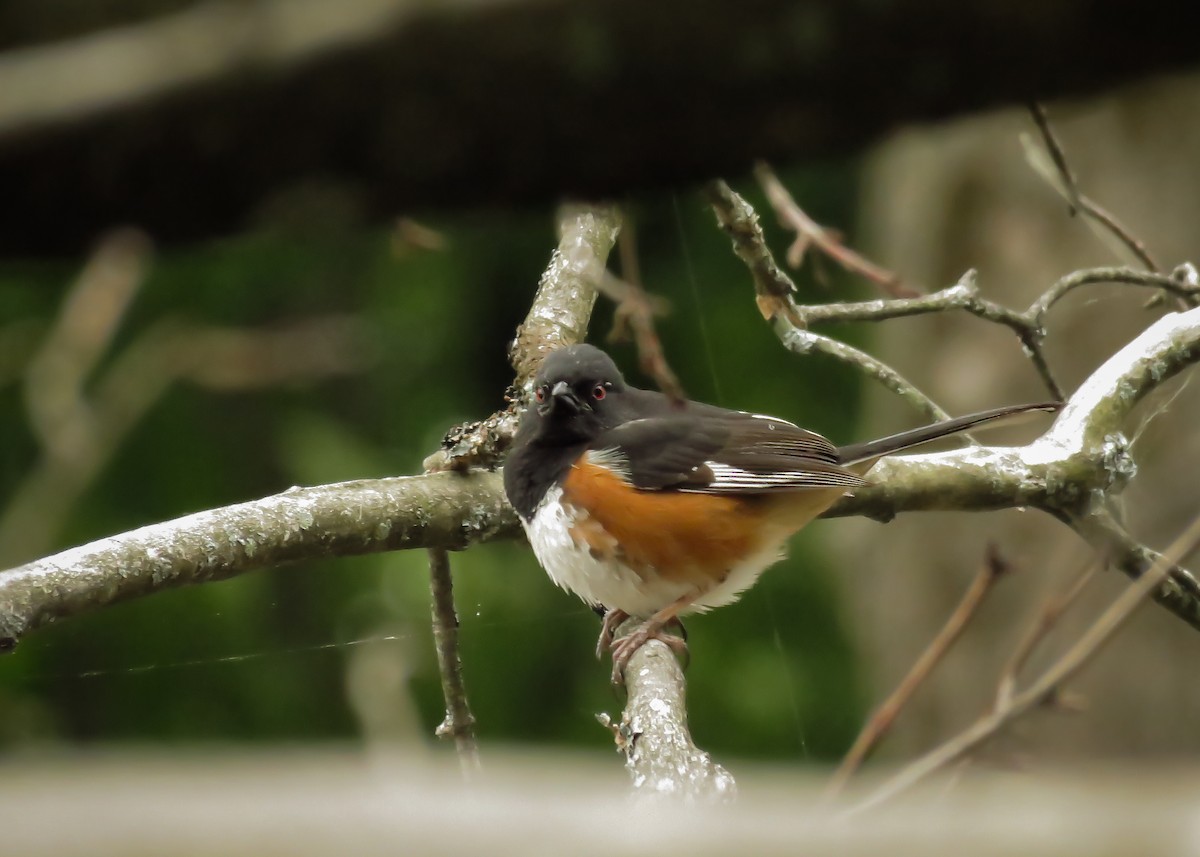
[0, 172, 875, 762]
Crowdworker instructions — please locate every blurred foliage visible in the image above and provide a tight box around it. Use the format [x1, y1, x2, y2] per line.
[0, 165, 874, 763]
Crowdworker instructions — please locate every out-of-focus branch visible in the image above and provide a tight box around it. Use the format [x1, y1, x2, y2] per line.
[424, 203, 620, 473]
[7, 0, 1200, 254]
[22, 229, 150, 454]
[754, 162, 916, 298]
[599, 272, 684, 403]
[1025, 103, 1160, 273]
[847, 513, 1200, 816]
[825, 545, 1010, 800]
[0, 0, 417, 136]
[0, 313, 372, 565]
[994, 560, 1097, 711]
[0, 470, 518, 649]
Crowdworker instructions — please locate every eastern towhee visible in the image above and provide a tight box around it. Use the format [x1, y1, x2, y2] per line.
[503, 344, 1058, 683]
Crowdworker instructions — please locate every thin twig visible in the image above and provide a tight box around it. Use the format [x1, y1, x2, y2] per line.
[606, 223, 686, 402]
[707, 179, 954, 421]
[1027, 103, 1160, 273]
[846, 512, 1200, 816]
[754, 162, 918, 298]
[427, 548, 481, 774]
[994, 559, 1098, 711]
[776, 326, 950, 423]
[824, 544, 1010, 800]
[601, 273, 685, 403]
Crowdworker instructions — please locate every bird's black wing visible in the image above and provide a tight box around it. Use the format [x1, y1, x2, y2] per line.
[593, 411, 865, 494]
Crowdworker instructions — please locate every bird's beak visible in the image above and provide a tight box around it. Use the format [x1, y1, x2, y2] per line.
[545, 380, 588, 415]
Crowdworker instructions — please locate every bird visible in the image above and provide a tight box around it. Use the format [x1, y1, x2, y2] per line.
[503, 343, 1058, 683]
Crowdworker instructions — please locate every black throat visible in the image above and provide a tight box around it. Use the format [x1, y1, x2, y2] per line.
[503, 434, 587, 521]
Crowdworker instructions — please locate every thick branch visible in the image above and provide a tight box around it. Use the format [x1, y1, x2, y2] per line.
[0, 471, 517, 648]
[4, 302, 1200, 652]
[609, 637, 736, 802]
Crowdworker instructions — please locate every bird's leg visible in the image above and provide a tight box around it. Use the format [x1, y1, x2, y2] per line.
[595, 607, 629, 659]
[610, 593, 698, 684]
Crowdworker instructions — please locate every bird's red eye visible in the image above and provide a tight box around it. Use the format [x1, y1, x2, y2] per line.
[592, 384, 606, 401]
[534, 386, 547, 403]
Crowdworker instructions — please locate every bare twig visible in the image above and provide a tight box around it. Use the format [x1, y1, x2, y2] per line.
[754, 162, 918, 298]
[847, 513, 1200, 816]
[706, 180, 953, 420]
[825, 545, 1010, 799]
[993, 559, 1098, 711]
[0, 314, 372, 565]
[776, 326, 950, 423]
[23, 228, 150, 456]
[714, 174, 1200, 402]
[427, 548, 481, 773]
[1026, 103, 1161, 273]
[604, 224, 686, 402]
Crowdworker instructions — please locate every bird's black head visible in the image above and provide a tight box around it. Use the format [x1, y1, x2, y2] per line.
[523, 344, 627, 444]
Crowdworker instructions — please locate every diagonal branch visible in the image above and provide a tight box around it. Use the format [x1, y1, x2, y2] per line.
[824, 545, 1010, 800]
[846, 511, 1200, 816]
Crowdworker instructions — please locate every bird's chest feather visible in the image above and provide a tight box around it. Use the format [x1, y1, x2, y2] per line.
[524, 486, 666, 616]
[523, 459, 796, 617]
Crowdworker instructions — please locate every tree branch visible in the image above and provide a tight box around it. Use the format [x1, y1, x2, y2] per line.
[0, 471, 517, 649]
[428, 547, 481, 772]
[603, 637, 736, 802]
[5, 303, 1200, 648]
[824, 545, 1010, 799]
[846, 511, 1200, 816]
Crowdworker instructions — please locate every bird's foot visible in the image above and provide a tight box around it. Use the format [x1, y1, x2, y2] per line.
[609, 618, 688, 685]
[595, 608, 630, 660]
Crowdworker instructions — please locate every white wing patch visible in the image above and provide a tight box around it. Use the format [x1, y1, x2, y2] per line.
[743, 412, 802, 429]
[689, 461, 863, 492]
[583, 447, 633, 482]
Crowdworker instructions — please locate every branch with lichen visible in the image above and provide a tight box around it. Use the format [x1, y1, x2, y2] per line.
[600, 634, 736, 803]
[707, 179, 1200, 404]
[3, 301, 1200, 643]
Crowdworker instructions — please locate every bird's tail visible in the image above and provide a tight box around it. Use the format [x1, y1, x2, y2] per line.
[836, 402, 1060, 467]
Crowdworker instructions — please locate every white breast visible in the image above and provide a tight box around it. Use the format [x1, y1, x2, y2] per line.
[523, 486, 789, 618]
